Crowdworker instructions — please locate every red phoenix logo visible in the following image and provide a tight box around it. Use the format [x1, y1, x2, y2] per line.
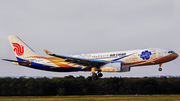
[12, 43, 24, 56]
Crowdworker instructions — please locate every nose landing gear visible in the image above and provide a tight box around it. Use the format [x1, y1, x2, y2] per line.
[158, 64, 162, 71]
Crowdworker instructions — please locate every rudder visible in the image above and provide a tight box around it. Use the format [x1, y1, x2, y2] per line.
[8, 35, 38, 58]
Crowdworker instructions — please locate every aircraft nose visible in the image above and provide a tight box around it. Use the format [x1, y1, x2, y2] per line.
[171, 53, 178, 60]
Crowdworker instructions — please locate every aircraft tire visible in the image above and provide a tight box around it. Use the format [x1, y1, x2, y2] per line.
[87, 76, 92, 80]
[91, 72, 97, 77]
[98, 73, 103, 77]
[93, 76, 98, 80]
[158, 68, 162, 71]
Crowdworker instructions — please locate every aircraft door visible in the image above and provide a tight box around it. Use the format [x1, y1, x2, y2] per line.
[158, 50, 163, 58]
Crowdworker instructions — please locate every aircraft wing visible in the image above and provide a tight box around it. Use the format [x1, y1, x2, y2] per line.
[44, 49, 110, 69]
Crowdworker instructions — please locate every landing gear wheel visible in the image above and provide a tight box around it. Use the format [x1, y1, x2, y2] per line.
[92, 76, 98, 80]
[91, 72, 97, 77]
[97, 73, 103, 77]
[87, 76, 92, 81]
[158, 68, 162, 71]
[90, 72, 98, 80]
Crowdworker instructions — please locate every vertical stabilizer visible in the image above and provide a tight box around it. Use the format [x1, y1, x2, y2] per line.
[8, 35, 38, 59]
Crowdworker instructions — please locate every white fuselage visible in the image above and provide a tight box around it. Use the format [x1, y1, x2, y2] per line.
[73, 48, 178, 68]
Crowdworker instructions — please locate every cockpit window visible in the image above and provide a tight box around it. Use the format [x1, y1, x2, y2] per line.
[168, 51, 175, 53]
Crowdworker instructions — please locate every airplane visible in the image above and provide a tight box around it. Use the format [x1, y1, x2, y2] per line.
[2, 35, 178, 80]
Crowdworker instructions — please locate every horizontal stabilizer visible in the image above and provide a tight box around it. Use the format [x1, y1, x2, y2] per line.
[2, 59, 22, 62]
[2, 59, 30, 64]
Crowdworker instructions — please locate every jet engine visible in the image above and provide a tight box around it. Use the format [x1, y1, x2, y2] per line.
[101, 62, 122, 72]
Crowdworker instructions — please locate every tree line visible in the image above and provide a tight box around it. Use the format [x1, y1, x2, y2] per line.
[0, 75, 180, 96]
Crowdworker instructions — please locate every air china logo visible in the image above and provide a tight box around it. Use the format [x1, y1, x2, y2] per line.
[140, 50, 152, 60]
[12, 43, 24, 56]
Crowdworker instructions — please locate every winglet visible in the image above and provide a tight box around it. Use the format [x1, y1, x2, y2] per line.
[44, 49, 53, 55]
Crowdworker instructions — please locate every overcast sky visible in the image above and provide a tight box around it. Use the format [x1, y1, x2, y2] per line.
[0, 0, 180, 78]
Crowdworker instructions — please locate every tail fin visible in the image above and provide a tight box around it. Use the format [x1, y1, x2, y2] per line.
[8, 35, 38, 58]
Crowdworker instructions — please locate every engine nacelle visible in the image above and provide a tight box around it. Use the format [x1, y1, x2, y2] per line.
[121, 67, 131, 72]
[101, 62, 122, 72]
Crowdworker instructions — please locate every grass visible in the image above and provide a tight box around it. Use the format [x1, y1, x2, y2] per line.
[0, 95, 180, 101]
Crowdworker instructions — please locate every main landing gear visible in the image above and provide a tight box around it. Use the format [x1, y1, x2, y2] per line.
[87, 67, 103, 80]
[87, 72, 103, 80]
[158, 64, 162, 71]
